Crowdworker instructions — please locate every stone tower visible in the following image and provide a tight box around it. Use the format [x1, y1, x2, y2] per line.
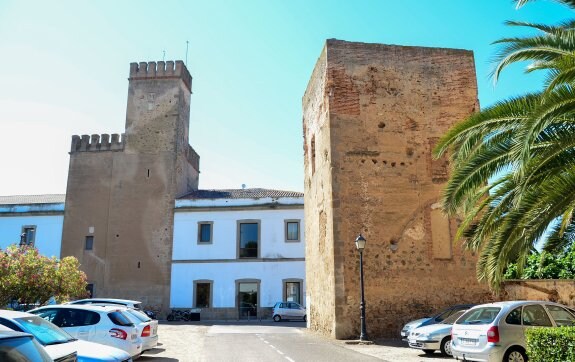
[302, 40, 492, 339]
[61, 61, 199, 311]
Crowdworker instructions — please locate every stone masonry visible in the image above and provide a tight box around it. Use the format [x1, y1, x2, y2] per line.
[61, 61, 199, 313]
[303, 40, 493, 339]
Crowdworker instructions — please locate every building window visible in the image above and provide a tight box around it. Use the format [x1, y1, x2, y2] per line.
[283, 279, 303, 304]
[194, 280, 212, 308]
[85, 236, 94, 250]
[20, 226, 36, 247]
[86, 284, 94, 298]
[238, 221, 260, 259]
[284, 220, 300, 242]
[197, 222, 213, 244]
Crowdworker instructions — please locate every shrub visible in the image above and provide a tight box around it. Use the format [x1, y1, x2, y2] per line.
[526, 327, 575, 362]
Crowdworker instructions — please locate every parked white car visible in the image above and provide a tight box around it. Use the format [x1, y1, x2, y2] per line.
[122, 308, 158, 352]
[452, 300, 575, 362]
[0, 309, 132, 362]
[30, 304, 142, 358]
[272, 302, 306, 322]
[408, 309, 467, 356]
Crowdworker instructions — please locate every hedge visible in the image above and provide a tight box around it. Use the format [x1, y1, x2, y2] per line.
[526, 327, 575, 362]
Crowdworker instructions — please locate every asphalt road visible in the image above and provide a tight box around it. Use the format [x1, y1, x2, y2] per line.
[138, 321, 453, 362]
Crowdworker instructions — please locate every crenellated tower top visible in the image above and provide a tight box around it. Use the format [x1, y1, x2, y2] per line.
[129, 60, 192, 92]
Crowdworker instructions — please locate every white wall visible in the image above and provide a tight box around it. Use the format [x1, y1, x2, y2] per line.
[173, 208, 305, 260]
[170, 261, 305, 308]
[0, 214, 64, 257]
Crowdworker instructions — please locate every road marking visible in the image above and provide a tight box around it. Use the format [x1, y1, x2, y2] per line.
[285, 357, 295, 362]
[264, 340, 269, 344]
[276, 350, 284, 355]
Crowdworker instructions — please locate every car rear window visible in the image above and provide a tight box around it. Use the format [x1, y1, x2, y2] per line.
[107, 312, 134, 326]
[133, 303, 142, 310]
[455, 307, 501, 325]
[125, 309, 151, 322]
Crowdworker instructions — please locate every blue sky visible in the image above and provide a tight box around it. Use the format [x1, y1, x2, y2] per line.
[0, 0, 571, 195]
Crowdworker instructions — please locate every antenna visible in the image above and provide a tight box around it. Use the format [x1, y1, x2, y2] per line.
[162, 50, 166, 62]
[185, 40, 189, 66]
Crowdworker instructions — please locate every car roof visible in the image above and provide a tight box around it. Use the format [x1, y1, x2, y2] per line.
[0, 310, 36, 319]
[468, 300, 566, 309]
[32, 304, 128, 313]
[0, 329, 33, 339]
[69, 298, 141, 304]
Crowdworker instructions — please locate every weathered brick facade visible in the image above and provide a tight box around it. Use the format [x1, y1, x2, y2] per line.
[303, 40, 493, 339]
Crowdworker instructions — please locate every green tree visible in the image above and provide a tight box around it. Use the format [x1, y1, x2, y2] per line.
[433, 0, 575, 289]
[0, 245, 88, 308]
[505, 244, 575, 279]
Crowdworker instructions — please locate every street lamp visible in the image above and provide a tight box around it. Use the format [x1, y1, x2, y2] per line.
[355, 234, 369, 341]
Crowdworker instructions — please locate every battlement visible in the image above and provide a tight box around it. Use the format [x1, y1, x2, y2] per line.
[129, 60, 192, 92]
[186, 144, 200, 171]
[70, 134, 125, 153]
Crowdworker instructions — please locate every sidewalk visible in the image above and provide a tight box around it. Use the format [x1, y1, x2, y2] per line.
[339, 338, 453, 362]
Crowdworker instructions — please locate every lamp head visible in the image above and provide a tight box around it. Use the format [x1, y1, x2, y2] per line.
[355, 234, 366, 251]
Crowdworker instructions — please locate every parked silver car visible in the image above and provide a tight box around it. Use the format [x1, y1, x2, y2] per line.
[408, 309, 467, 356]
[272, 302, 306, 322]
[401, 304, 474, 340]
[452, 300, 575, 362]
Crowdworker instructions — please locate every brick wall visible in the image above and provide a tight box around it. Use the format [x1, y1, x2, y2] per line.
[303, 40, 493, 339]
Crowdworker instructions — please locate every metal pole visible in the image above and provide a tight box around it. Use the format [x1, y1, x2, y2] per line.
[359, 249, 369, 341]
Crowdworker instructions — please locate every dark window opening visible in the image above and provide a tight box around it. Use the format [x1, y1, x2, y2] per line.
[21, 226, 36, 247]
[196, 283, 210, 308]
[86, 284, 94, 298]
[198, 223, 212, 243]
[85, 236, 94, 250]
[239, 223, 258, 258]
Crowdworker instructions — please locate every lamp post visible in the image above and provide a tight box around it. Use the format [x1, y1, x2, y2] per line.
[355, 234, 369, 341]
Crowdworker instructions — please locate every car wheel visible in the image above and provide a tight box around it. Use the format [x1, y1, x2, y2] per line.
[422, 349, 435, 355]
[504, 347, 528, 362]
[273, 315, 281, 322]
[440, 337, 452, 356]
[303, 315, 307, 322]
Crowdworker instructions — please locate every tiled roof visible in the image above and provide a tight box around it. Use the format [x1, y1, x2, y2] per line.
[178, 188, 303, 200]
[0, 194, 66, 205]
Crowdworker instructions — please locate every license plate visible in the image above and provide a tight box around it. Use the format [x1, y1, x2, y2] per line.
[459, 337, 477, 346]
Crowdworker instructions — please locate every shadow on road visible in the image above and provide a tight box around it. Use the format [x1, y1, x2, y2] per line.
[138, 357, 178, 362]
[159, 320, 306, 328]
[371, 339, 450, 359]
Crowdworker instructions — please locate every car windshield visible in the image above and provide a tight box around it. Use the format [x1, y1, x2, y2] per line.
[456, 307, 501, 325]
[441, 310, 466, 324]
[15, 316, 75, 345]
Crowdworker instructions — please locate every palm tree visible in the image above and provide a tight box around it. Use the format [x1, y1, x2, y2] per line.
[434, 0, 575, 289]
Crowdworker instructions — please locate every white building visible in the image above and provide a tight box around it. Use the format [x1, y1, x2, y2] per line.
[0, 189, 305, 320]
[171, 188, 304, 319]
[0, 195, 65, 258]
